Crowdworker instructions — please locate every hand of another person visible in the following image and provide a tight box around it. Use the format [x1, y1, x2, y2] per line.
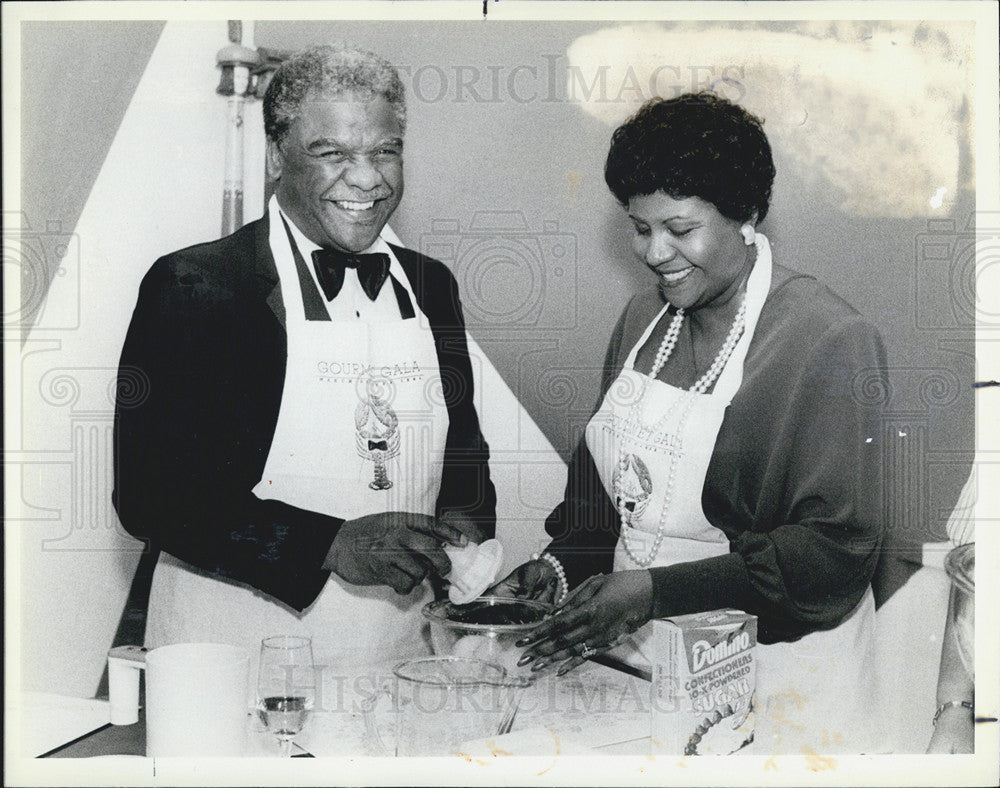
[926, 705, 974, 753]
[514, 570, 654, 676]
[324, 512, 469, 594]
[484, 559, 561, 604]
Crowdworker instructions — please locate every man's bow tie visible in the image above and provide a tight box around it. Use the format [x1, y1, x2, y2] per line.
[311, 249, 391, 302]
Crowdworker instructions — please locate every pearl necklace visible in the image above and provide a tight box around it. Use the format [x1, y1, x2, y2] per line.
[615, 298, 747, 567]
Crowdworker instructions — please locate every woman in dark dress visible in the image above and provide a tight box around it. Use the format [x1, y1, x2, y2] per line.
[493, 93, 888, 754]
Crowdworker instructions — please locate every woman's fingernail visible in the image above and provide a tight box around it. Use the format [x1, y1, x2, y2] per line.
[517, 653, 534, 667]
[557, 664, 572, 677]
[531, 660, 549, 672]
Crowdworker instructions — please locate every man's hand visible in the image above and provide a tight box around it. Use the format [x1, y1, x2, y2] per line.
[485, 560, 560, 604]
[438, 510, 488, 545]
[323, 512, 469, 594]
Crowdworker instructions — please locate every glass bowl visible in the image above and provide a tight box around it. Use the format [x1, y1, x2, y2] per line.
[422, 596, 553, 678]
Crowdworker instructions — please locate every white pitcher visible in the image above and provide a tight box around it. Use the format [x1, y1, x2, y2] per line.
[108, 642, 251, 756]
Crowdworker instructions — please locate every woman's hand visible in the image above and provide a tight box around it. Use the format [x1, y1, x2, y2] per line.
[926, 705, 974, 753]
[514, 570, 654, 676]
[485, 559, 560, 604]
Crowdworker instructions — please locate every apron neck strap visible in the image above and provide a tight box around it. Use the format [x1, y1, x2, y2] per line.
[280, 214, 331, 322]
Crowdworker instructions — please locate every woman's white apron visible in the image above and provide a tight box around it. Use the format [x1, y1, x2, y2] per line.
[147, 214, 449, 676]
[585, 236, 879, 754]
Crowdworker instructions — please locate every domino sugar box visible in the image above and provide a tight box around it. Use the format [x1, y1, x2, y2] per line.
[650, 609, 757, 756]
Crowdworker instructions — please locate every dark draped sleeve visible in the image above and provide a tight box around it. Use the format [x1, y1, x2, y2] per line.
[648, 311, 888, 643]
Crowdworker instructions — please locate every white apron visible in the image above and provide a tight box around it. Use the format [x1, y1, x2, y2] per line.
[586, 236, 879, 754]
[147, 213, 450, 676]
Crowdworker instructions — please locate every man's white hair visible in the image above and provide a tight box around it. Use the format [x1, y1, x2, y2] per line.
[264, 43, 406, 143]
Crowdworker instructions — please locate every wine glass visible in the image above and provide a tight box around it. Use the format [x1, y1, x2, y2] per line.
[256, 635, 315, 757]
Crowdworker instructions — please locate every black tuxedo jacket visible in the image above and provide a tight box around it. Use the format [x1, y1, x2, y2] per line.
[113, 216, 496, 611]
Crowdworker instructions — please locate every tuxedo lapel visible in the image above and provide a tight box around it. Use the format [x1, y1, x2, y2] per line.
[250, 214, 285, 331]
[253, 213, 334, 324]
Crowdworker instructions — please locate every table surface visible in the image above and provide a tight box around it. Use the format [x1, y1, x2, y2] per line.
[39, 710, 313, 759]
[27, 561, 952, 760]
[30, 658, 651, 759]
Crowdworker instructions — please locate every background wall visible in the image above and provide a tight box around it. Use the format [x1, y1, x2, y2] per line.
[11, 17, 977, 697]
[14, 21, 233, 698]
[254, 19, 977, 547]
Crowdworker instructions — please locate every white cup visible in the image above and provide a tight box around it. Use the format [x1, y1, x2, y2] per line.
[109, 642, 251, 756]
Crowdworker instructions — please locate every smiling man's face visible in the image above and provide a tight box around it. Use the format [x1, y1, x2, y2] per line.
[267, 91, 404, 252]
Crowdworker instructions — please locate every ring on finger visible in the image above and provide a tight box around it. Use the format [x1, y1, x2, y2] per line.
[579, 642, 598, 659]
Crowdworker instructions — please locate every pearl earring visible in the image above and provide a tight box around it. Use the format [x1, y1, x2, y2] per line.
[740, 224, 755, 246]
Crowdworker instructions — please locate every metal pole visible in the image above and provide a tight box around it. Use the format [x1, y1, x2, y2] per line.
[221, 78, 247, 236]
[217, 24, 258, 237]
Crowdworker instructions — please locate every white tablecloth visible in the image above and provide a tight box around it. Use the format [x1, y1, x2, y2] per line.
[299, 659, 649, 758]
[17, 692, 111, 757]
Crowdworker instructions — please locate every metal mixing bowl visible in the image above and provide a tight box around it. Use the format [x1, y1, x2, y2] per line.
[422, 596, 553, 678]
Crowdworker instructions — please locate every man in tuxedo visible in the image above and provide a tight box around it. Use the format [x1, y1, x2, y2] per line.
[113, 44, 495, 665]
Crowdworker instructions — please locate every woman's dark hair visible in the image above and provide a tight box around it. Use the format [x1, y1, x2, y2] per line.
[604, 92, 775, 223]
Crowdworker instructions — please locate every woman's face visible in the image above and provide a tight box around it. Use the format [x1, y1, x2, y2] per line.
[628, 192, 752, 311]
